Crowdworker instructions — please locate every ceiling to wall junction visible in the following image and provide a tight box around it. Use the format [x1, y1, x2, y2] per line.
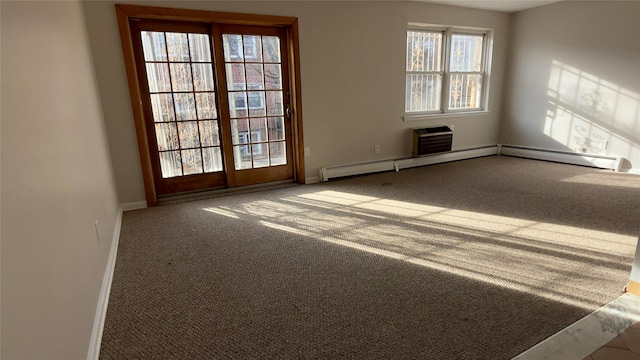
[414, 0, 564, 13]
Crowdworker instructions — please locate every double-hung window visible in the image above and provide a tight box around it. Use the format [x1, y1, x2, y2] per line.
[405, 25, 492, 118]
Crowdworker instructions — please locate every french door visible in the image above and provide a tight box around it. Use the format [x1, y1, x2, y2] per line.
[127, 16, 297, 200]
[215, 25, 294, 188]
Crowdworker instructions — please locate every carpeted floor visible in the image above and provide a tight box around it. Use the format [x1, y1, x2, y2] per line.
[100, 156, 640, 359]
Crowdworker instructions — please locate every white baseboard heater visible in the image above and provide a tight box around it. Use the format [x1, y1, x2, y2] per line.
[319, 145, 498, 182]
[317, 144, 627, 182]
[499, 145, 623, 171]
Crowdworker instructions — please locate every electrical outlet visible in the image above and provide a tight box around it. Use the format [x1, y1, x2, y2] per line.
[304, 147, 310, 157]
[374, 145, 381, 154]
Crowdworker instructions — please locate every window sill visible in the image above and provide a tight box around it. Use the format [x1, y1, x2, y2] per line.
[403, 110, 490, 122]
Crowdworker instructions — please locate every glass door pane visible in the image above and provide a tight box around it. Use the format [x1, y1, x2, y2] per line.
[222, 34, 287, 170]
[140, 31, 223, 178]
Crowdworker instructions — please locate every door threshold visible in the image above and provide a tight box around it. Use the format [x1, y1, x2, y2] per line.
[156, 180, 298, 206]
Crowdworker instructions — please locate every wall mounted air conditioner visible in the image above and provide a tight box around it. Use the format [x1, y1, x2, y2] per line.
[412, 126, 453, 157]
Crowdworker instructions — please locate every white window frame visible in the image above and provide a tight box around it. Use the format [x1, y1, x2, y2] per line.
[404, 23, 493, 121]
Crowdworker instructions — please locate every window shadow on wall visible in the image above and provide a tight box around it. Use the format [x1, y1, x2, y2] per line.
[545, 60, 640, 169]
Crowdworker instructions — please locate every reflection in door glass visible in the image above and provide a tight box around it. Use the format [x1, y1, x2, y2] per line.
[192, 64, 215, 91]
[159, 151, 182, 178]
[262, 36, 280, 62]
[141, 31, 223, 178]
[177, 122, 200, 148]
[145, 63, 171, 92]
[150, 94, 175, 122]
[269, 142, 286, 166]
[155, 123, 179, 151]
[223, 34, 287, 170]
[203, 147, 223, 172]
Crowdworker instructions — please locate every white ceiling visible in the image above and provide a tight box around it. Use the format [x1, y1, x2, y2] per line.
[417, 0, 564, 13]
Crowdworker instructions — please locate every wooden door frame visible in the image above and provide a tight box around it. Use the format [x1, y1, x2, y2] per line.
[115, 4, 305, 207]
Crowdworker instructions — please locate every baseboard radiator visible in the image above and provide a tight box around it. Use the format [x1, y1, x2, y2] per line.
[499, 145, 623, 171]
[319, 145, 498, 182]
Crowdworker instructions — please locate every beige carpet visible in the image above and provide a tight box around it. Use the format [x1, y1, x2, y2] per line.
[100, 156, 640, 359]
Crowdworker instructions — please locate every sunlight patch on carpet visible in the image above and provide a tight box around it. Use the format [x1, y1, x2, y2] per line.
[202, 189, 636, 310]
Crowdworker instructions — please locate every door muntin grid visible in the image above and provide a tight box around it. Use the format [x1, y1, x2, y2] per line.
[222, 34, 287, 171]
[141, 31, 223, 178]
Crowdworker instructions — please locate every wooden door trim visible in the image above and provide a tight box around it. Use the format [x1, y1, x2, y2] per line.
[115, 4, 305, 206]
[116, 6, 156, 207]
[116, 4, 298, 27]
[289, 19, 305, 185]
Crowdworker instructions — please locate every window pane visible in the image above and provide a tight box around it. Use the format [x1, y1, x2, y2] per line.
[159, 151, 182, 178]
[166, 32, 190, 62]
[262, 36, 281, 63]
[192, 64, 214, 91]
[449, 74, 482, 109]
[450, 34, 484, 72]
[225, 64, 246, 91]
[266, 91, 284, 116]
[405, 74, 441, 112]
[195, 92, 217, 120]
[231, 119, 249, 145]
[155, 123, 179, 151]
[234, 145, 252, 170]
[269, 142, 286, 166]
[268, 117, 285, 141]
[188, 34, 211, 62]
[264, 64, 282, 90]
[181, 149, 203, 175]
[245, 64, 264, 89]
[199, 120, 220, 147]
[170, 63, 193, 92]
[250, 118, 267, 143]
[174, 93, 197, 120]
[150, 94, 175, 122]
[145, 63, 171, 92]
[177, 121, 200, 148]
[202, 147, 223, 173]
[243, 35, 262, 62]
[252, 143, 269, 168]
[406, 31, 442, 72]
[223, 34, 243, 62]
[228, 92, 248, 118]
[141, 31, 167, 62]
[248, 91, 266, 117]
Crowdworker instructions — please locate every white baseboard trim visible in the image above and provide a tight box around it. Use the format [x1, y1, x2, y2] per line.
[318, 145, 498, 182]
[120, 201, 147, 211]
[87, 207, 123, 360]
[500, 144, 623, 171]
[305, 176, 321, 184]
[319, 159, 395, 182]
[628, 168, 640, 175]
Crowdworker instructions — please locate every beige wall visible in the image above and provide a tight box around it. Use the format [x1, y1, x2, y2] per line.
[502, 1, 640, 169]
[1, 1, 120, 358]
[82, 0, 510, 203]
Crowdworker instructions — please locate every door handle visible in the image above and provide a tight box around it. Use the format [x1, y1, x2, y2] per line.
[285, 105, 292, 118]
